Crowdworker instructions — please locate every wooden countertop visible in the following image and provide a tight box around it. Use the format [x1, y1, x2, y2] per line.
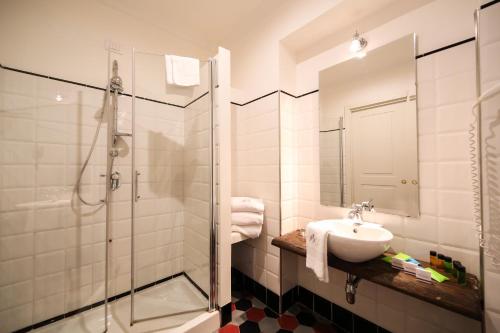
[272, 230, 482, 320]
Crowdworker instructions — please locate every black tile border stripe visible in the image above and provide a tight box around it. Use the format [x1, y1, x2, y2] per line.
[0, 63, 208, 109]
[232, 35, 480, 108]
[231, 90, 279, 107]
[231, 89, 319, 107]
[231, 269, 392, 333]
[220, 302, 232, 327]
[415, 37, 475, 59]
[183, 272, 209, 299]
[231, 268, 280, 314]
[481, 0, 500, 9]
[320, 128, 345, 133]
[291, 285, 391, 333]
[12, 271, 206, 333]
[184, 91, 210, 108]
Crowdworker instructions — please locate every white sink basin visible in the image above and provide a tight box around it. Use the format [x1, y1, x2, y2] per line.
[322, 219, 393, 263]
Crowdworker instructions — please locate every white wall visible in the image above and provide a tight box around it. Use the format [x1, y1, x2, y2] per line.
[279, 1, 483, 332]
[479, 3, 500, 333]
[223, 0, 335, 102]
[291, 42, 480, 332]
[231, 93, 281, 295]
[0, 69, 188, 332]
[295, 0, 478, 93]
[0, 0, 209, 105]
[0, 2, 225, 330]
[184, 94, 211, 295]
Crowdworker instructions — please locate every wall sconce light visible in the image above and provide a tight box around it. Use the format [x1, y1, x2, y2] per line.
[350, 31, 367, 58]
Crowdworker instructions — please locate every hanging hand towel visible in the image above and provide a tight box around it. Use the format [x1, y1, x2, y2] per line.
[232, 212, 264, 226]
[231, 197, 265, 213]
[305, 221, 332, 283]
[231, 224, 262, 239]
[164, 54, 200, 87]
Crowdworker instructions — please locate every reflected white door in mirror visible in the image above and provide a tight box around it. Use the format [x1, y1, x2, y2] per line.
[319, 33, 419, 217]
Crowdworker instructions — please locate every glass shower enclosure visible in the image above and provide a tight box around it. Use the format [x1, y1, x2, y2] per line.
[0, 48, 216, 333]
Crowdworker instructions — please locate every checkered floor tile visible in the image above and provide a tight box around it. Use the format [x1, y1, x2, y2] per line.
[218, 291, 338, 333]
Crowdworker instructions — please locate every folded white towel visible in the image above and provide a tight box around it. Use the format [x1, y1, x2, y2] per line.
[305, 221, 331, 283]
[164, 55, 200, 87]
[231, 197, 265, 213]
[232, 212, 264, 226]
[231, 224, 262, 239]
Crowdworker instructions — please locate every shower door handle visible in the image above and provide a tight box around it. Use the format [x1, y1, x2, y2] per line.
[135, 171, 141, 201]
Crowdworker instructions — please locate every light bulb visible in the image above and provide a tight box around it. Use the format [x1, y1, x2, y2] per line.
[350, 39, 361, 53]
[55, 93, 63, 102]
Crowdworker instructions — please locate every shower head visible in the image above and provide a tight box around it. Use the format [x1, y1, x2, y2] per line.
[110, 60, 123, 93]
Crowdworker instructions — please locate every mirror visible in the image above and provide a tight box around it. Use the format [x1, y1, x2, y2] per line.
[319, 34, 418, 217]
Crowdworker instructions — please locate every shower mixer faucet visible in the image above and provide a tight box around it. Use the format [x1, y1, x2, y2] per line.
[111, 171, 121, 191]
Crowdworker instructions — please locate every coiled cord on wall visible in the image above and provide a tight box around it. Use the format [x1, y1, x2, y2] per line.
[469, 82, 500, 266]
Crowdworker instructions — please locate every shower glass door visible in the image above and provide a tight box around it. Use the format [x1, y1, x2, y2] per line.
[0, 64, 108, 333]
[130, 50, 212, 326]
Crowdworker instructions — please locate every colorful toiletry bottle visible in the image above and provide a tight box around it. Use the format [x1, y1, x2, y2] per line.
[430, 251, 437, 267]
[453, 260, 461, 278]
[444, 256, 453, 273]
[437, 253, 445, 269]
[456, 263, 467, 286]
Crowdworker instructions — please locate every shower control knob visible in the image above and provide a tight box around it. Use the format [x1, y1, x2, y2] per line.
[110, 171, 121, 191]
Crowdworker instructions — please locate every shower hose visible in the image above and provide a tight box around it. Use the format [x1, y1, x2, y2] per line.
[74, 84, 115, 206]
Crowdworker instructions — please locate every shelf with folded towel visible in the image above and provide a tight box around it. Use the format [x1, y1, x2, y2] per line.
[271, 230, 482, 321]
[231, 197, 265, 242]
[231, 232, 249, 244]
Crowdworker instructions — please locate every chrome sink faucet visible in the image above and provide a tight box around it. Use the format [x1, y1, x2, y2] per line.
[348, 200, 374, 225]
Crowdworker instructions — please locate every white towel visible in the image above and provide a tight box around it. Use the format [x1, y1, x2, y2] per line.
[305, 221, 331, 283]
[232, 212, 264, 226]
[231, 197, 265, 213]
[231, 224, 262, 239]
[164, 55, 200, 87]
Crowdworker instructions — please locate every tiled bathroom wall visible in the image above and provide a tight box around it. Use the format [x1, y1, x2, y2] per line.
[184, 94, 211, 294]
[0, 66, 212, 332]
[279, 41, 482, 333]
[231, 93, 281, 296]
[0, 70, 112, 332]
[480, 3, 500, 333]
[131, 97, 185, 288]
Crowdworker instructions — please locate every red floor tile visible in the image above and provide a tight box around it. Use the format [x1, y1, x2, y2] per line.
[219, 323, 240, 333]
[246, 307, 266, 322]
[278, 314, 299, 331]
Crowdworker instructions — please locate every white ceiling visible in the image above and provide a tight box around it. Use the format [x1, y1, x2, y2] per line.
[96, 0, 290, 51]
[282, 0, 433, 61]
[97, 0, 432, 60]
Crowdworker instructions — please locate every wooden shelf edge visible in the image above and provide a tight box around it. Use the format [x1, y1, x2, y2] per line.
[272, 230, 482, 321]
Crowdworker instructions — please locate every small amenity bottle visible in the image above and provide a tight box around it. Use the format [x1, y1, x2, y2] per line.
[453, 260, 461, 278]
[456, 263, 467, 286]
[430, 251, 437, 267]
[444, 256, 453, 273]
[437, 254, 445, 268]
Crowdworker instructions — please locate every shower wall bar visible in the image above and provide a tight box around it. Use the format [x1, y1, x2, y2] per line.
[0, 63, 207, 109]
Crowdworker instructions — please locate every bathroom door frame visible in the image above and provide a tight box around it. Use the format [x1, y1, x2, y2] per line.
[129, 48, 217, 326]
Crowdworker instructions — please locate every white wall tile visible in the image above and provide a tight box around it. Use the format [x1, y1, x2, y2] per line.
[287, 40, 481, 333]
[232, 94, 281, 293]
